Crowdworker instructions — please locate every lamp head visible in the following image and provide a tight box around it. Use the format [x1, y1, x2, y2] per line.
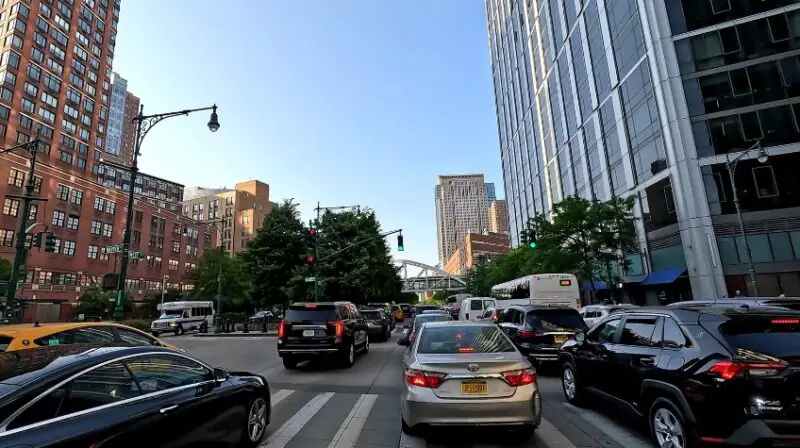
[757, 148, 769, 164]
[207, 105, 220, 132]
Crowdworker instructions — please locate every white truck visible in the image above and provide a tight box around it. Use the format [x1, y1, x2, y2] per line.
[151, 301, 215, 336]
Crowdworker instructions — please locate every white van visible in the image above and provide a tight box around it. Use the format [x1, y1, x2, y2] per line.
[458, 297, 497, 321]
[151, 301, 214, 336]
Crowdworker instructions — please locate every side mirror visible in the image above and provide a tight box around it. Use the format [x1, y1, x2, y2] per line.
[574, 331, 586, 344]
[213, 368, 229, 383]
[397, 337, 410, 347]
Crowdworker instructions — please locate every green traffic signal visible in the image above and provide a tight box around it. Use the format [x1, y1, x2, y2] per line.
[397, 234, 404, 252]
[529, 241, 537, 249]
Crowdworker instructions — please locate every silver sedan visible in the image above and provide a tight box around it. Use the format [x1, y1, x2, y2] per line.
[398, 321, 542, 439]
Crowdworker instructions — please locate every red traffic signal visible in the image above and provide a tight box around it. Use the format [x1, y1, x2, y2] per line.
[308, 229, 317, 236]
[306, 255, 315, 263]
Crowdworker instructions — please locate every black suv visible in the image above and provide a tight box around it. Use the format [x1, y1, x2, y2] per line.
[277, 302, 369, 369]
[559, 305, 800, 447]
[497, 305, 587, 365]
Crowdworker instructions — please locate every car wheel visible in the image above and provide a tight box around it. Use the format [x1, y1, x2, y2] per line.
[562, 363, 584, 405]
[199, 322, 208, 333]
[174, 325, 184, 336]
[401, 417, 419, 436]
[241, 397, 268, 447]
[340, 342, 355, 368]
[151, 331, 159, 337]
[282, 357, 298, 370]
[649, 398, 694, 448]
[516, 424, 536, 441]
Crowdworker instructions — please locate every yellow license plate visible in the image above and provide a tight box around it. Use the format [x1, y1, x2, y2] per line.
[554, 335, 567, 344]
[461, 381, 488, 395]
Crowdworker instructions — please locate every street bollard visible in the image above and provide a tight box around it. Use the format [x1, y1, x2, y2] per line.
[242, 322, 249, 333]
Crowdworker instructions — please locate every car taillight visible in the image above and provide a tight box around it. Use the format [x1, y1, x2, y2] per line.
[328, 320, 344, 338]
[278, 320, 287, 338]
[501, 368, 537, 386]
[405, 368, 446, 388]
[409, 332, 416, 342]
[519, 330, 539, 339]
[709, 360, 786, 380]
[772, 318, 800, 324]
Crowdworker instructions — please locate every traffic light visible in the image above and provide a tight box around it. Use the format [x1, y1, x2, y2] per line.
[44, 233, 56, 253]
[306, 255, 315, 263]
[31, 232, 42, 248]
[397, 234, 404, 252]
[528, 231, 537, 249]
[308, 229, 317, 236]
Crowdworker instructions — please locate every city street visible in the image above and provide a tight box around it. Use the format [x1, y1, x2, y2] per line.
[165, 326, 655, 448]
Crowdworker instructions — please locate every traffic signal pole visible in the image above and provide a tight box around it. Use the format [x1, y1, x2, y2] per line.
[3, 137, 43, 322]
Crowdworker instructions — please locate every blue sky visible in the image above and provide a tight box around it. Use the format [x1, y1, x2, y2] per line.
[113, 1, 501, 267]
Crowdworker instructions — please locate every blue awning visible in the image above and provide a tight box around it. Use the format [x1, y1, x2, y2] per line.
[580, 280, 608, 291]
[623, 274, 648, 283]
[641, 268, 686, 286]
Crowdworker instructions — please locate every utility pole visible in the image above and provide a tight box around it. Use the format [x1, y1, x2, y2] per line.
[159, 274, 168, 308]
[3, 135, 44, 323]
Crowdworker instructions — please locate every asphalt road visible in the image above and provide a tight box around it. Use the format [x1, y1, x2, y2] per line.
[164, 326, 655, 448]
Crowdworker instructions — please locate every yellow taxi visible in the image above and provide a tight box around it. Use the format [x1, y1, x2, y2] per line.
[0, 321, 179, 352]
[392, 305, 404, 321]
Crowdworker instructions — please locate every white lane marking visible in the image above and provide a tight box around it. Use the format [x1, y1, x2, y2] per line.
[398, 430, 426, 448]
[326, 393, 379, 448]
[563, 402, 650, 447]
[260, 392, 335, 448]
[270, 389, 294, 406]
[536, 417, 578, 448]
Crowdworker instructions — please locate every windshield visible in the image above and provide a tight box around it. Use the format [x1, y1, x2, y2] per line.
[526, 309, 587, 332]
[413, 315, 452, 332]
[362, 311, 381, 319]
[0, 336, 11, 352]
[417, 325, 516, 354]
[160, 311, 183, 318]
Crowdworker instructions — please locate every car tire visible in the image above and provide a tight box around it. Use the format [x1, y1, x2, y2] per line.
[241, 397, 268, 447]
[401, 417, 419, 436]
[174, 325, 184, 336]
[282, 357, 298, 370]
[199, 322, 208, 333]
[340, 342, 355, 368]
[649, 397, 695, 448]
[516, 424, 536, 441]
[151, 331, 159, 337]
[561, 362, 584, 406]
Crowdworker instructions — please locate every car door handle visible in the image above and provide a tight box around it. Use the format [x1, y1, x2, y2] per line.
[160, 405, 179, 414]
[639, 357, 655, 366]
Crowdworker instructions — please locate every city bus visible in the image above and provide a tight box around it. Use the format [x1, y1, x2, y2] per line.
[490, 273, 580, 309]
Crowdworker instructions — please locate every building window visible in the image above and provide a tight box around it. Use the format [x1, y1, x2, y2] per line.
[90, 219, 101, 235]
[102, 223, 113, 238]
[28, 203, 37, 221]
[70, 189, 83, 205]
[62, 240, 75, 256]
[168, 259, 178, 271]
[7, 168, 24, 187]
[88, 244, 98, 259]
[94, 196, 105, 211]
[105, 200, 115, 214]
[0, 229, 14, 246]
[66, 214, 79, 230]
[52, 210, 65, 227]
[172, 241, 180, 253]
[57, 184, 69, 200]
[753, 165, 779, 198]
[2, 198, 19, 216]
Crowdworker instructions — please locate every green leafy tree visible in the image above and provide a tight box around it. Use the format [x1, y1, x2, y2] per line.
[0, 257, 10, 281]
[186, 247, 251, 312]
[396, 291, 420, 304]
[241, 200, 308, 310]
[76, 286, 132, 318]
[427, 291, 447, 305]
[314, 209, 401, 305]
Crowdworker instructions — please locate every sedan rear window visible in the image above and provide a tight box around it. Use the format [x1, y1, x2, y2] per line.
[361, 311, 381, 319]
[286, 306, 338, 322]
[527, 309, 587, 332]
[417, 325, 516, 354]
[0, 336, 12, 352]
[720, 317, 800, 361]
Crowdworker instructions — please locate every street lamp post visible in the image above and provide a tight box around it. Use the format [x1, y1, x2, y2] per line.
[2, 135, 43, 322]
[112, 104, 219, 321]
[726, 141, 769, 298]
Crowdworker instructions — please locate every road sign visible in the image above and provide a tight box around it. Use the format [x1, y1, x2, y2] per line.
[305, 277, 316, 283]
[104, 244, 123, 254]
[129, 251, 145, 260]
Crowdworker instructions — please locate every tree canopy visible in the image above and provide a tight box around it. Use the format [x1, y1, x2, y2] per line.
[185, 246, 251, 312]
[76, 286, 131, 318]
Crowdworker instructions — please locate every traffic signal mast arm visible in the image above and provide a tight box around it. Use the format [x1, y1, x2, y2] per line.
[318, 229, 403, 262]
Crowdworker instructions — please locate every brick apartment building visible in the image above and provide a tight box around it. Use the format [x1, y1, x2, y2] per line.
[444, 232, 511, 275]
[0, 0, 218, 322]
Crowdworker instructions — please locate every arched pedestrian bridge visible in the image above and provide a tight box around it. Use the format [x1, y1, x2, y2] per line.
[395, 259, 467, 293]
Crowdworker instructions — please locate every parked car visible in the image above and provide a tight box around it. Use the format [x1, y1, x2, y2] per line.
[398, 321, 541, 439]
[0, 344, 271, 447]
[497, 305, 587, 366]
[361, 309, 393, 342]
[0, 322, 179, 352]
[249, 310, 274, 322]
[559, 304, 800, 447]
[579, 304, 637, 328]
[366, 302, 396, 325]
[276, 302, 369, 369]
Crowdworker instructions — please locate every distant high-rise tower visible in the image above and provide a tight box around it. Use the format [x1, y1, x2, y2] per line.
[435, 174, 490, 267]
[105, 73, 140, 166]
[485, 183, 497, 202]
[489, 200, 509, 234]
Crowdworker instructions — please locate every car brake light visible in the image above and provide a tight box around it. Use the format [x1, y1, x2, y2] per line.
[405, 368, 446, 388]
[772, 318, 800, 324]
[278, 320, 287, 338]
[328, 320, 344, 338]
[409, 332, 416, 342]
[501, 368, 537, 386]
[709, 360, 786, 380]
[458, 346, 475, 353]
[519, 330, 538, 339]
[305, 303, 317, 308]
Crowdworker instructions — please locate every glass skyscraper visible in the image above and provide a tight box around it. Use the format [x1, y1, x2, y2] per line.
[486, 0, 800, 299]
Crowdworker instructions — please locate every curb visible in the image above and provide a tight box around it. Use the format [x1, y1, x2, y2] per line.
[193, 332, 277, 338]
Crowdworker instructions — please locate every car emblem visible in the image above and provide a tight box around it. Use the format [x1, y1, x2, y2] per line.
[467, 363, 480, 372]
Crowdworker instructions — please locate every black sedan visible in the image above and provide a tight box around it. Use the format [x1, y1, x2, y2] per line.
[0, 344, 271, 447]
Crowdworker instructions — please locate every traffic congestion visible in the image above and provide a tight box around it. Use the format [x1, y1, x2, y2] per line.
[2, 273, 800, 447]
